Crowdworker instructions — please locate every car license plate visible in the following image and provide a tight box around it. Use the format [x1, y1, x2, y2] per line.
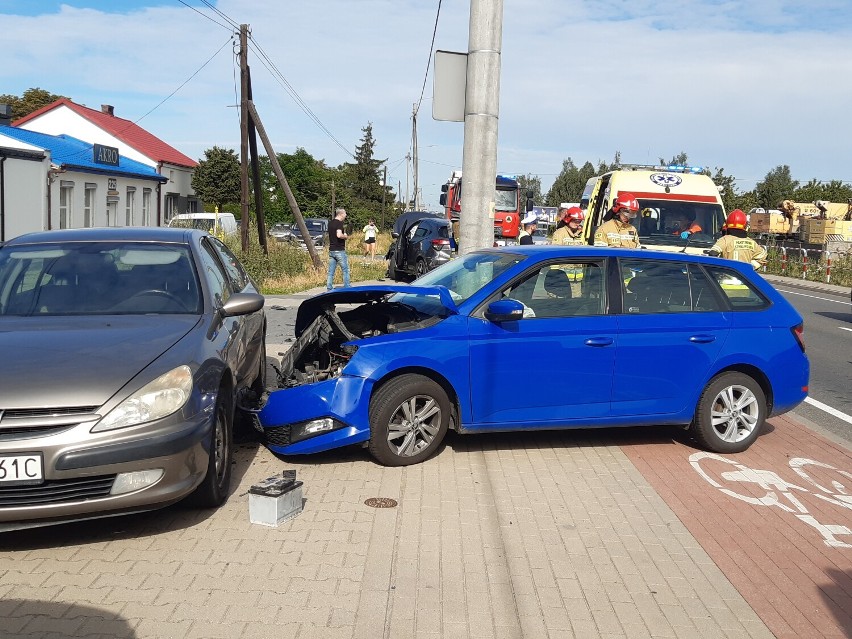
[0, 453, 44, 485]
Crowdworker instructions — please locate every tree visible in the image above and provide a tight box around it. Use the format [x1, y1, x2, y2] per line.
[339, 123, 392, 230]
[191, 147, 241, 212]
[0, 87, 67, 121]
[517, 174, 542, 205]
[754, 165, 798, 210]
[259, 148, 334, 224]
[545, 154, 619, 206]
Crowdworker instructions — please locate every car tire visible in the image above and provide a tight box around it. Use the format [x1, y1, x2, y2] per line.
[691, 372, 766, 454]
[187, 386, 234, 508]
[415, 259, 427, 278]
[368, 374, 450, 466]
[387, 259, 397, 281]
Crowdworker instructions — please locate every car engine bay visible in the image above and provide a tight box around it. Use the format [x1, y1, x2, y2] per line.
[276, 299, 441, 388]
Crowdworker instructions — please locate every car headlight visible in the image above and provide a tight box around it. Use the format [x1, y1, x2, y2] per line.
[92, 365, 193, 432]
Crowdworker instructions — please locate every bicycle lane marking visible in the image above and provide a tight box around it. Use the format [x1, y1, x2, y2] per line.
[620, 414, 852, 639]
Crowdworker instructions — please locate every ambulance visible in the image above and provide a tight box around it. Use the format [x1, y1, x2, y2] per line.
[581, 165, 726, 255]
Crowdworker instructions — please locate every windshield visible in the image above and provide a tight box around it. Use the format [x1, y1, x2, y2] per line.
[0, 242, 201, 316]
[170, 218, 215, 232]
[494, 187, 518, 212]
[635, 200, 725, 247]
[393, 251, 525, 309]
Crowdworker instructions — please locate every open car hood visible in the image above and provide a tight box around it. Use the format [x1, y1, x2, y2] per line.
[295, 285, 458, 337]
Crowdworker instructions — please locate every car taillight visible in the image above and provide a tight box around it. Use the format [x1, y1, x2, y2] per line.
[431, 239, 450, 249]
[791, 323, 805, 352]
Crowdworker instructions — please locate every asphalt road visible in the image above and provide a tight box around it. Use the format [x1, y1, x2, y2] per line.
[774, 281, 852, 445]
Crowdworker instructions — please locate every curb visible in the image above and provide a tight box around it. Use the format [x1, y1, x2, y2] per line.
[761, 272, 851, 297]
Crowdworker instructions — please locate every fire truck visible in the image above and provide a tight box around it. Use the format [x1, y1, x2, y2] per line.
[439, 170, 531, 244]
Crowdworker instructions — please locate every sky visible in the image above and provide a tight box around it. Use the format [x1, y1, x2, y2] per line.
[1, 0, 851, 211]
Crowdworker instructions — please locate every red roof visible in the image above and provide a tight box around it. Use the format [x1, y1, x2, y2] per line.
[14, 98, 198, 168]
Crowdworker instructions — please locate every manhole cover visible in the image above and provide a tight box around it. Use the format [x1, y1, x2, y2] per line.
[364, 497, 398, 508]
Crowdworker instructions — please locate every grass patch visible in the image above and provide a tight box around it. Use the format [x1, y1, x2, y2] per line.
[225, 228, 393, 295]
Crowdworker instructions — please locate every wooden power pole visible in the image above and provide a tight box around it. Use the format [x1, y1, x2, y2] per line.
[239, 24, 250, 252]
[248, 101, 323, 270]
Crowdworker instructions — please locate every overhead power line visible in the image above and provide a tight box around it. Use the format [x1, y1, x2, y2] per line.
[414, 0, 443, 116]
[199, 0, 240, 30]
[175, 0, 232, 31]
[247, 34, 353, 159]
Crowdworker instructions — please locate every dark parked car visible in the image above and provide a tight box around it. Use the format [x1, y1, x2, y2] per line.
[386, 217, 453, 280]
[0, 227, 266, 531]
[254, 246, 809, 466]
[290, 218, 328, 250]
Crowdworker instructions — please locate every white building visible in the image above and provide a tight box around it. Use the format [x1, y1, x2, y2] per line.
[0, 126, 167, 240]
[12, 99, 199, 223]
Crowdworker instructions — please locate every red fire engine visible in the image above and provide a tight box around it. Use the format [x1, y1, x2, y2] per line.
[440, 171, 530, 243]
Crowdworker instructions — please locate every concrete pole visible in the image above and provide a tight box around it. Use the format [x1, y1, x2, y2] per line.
[460, 0, 503, 254]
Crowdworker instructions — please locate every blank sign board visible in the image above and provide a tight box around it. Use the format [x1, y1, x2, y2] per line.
[433, 50, 467, 122]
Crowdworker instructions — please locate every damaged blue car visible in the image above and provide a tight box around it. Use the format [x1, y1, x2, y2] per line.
[254, 247, 808, 466]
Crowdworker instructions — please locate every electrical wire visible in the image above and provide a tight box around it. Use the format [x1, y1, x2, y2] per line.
[414, 0, 443, 116]
[175, 0, 232, 31]
[50, 35, 233, 165]
[247, 35, 353, 159]
[199, 0, 241, 30]
[135, 36, 233, 125]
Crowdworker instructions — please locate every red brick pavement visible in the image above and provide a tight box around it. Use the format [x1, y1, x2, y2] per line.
[622, 414, 852, 639]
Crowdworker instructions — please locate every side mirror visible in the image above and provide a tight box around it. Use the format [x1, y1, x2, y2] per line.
[220, 292, 265, 318]
[439, 194, 447, 207]
[391, 231, 399, 239]
[526, 196, 535, 212]
[484, 298, 525, 322]
[441, 184, 449, 193]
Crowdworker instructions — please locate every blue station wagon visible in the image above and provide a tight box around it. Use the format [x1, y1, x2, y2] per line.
[255, 246, 809, 466]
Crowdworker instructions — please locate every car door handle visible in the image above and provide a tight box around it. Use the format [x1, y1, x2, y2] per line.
[689, 335, 716, 343]
[584, 337, 613, 347]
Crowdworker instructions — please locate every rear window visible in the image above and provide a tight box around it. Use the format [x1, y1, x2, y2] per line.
[705, 266, 769, 309]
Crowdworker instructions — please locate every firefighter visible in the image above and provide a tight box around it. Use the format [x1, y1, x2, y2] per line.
[594, 193, 641, 248]
[552, 207, 585, 245]
[707, 209, 767, 270]
[555, 203, 571, 229]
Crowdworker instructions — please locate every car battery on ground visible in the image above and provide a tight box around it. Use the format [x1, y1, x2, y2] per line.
[248, 470, 303, 526]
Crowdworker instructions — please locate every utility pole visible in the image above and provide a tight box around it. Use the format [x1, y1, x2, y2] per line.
[404, 153, 411, 211]
[246, 65, 268, 254]
[411, 104, 419, 211]
[460, 0, 504, 254]
[330, 179, 335, 216]
[248, 101, 323, 270]
[238, 24, 250, 252]
[381, 164, 387, 229]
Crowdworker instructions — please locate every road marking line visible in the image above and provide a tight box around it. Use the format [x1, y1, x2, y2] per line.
[804, 397, 852, 425]
[840, 327, 852, 333]
[777, 288, 851, 305]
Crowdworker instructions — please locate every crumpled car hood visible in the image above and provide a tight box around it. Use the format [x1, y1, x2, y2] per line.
[0, 315, 199, 408]
[295, 285, 458, 336]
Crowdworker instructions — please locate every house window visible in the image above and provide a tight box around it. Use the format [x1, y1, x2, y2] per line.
[126, 187, 136, 226]
[84, 183, 97, 227]
[169, 170, 175, 183]
[142, 189, 152, 226]
[59, 181, 74, 229]
[165, 194, 179, 222]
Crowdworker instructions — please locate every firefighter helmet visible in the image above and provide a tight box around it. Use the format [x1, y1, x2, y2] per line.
[725, 209, 748, 230]
[612, 193, 640, 218]
[566, 207, 584, 223]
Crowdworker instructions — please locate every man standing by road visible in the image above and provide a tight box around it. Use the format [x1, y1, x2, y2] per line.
[707, 209, 767, 270]
[327, 208, 350, 290]
[594, 194, 641, 248]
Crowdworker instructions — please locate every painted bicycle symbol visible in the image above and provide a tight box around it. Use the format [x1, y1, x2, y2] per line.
[690, 452, 852, 548]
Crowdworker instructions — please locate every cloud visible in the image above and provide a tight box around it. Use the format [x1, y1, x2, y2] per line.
[1, 0, 850, 207]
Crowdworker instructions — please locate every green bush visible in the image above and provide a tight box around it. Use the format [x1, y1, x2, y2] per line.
[763, 245, 852, 287]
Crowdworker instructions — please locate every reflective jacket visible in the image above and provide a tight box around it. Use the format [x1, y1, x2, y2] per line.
[709, 235, 767, 270]
[593, 219, 640, 248]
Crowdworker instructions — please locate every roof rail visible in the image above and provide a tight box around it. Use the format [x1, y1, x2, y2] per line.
[617, 163, 705, 174]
